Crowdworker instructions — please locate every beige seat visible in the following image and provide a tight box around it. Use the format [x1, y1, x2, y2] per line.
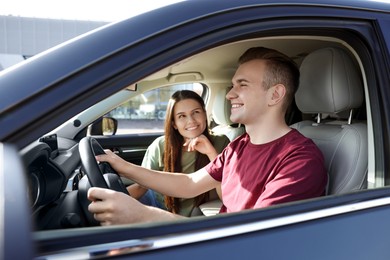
[211, 87, 245, 141]
[291, 47, 368, 194]
[200, 48, 368, 216]
[198, 87, 246, 216]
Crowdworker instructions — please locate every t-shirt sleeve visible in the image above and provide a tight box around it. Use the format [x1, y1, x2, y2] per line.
[256, 147, 327, 208]
[205, 146, 229, 182]
[141, 136, 164, 171]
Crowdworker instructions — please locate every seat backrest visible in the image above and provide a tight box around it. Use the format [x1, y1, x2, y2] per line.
[291, 47, 368, 195]
[211, 87, 245, 141]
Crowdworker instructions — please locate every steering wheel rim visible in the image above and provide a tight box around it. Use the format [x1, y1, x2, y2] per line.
[79, 136, 129, 195]
[78, 136, 129, 226]
[79, 136, 109, 189]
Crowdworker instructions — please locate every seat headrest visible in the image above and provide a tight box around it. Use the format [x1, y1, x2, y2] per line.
[295, 47, 363, 114]
[212, 87, 233, 125]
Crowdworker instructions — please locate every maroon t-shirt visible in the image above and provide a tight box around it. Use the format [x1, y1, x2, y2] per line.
[206, 129, 327, 213]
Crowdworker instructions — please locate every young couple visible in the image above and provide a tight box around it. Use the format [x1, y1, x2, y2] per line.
[87, 47, 328, 225]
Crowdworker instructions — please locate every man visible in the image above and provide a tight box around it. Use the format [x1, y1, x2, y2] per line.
[88, 47, 327, 225]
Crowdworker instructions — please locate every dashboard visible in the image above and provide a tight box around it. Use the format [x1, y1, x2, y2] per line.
[20, 135, 87, 229]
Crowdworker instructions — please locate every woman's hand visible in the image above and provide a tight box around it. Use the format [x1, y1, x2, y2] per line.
[183, 134, 218, 160]
[95, 149, 129, 176]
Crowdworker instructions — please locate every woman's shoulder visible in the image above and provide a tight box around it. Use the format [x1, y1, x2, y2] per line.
[210, 133, 230, 152]
[155, 135, 165, 143]
[148, 135, 165, 150]
[211, 133, 229, 142]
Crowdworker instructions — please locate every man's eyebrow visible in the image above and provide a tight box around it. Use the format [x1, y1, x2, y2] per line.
[232, 78, 249, 84]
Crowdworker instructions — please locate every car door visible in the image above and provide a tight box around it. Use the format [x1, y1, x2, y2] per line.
[0, 143, 33, 259]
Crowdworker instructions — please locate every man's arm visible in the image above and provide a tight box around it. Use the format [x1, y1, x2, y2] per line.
[96, 150, 219, 199]
[122, 164, 218, 198]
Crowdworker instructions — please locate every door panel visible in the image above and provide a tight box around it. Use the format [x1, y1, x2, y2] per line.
[93, 133, 162, 166]
[1, 143, 33, 259]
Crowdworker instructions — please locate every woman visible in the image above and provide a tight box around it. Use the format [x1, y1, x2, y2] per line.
[127, 90, 229, 216]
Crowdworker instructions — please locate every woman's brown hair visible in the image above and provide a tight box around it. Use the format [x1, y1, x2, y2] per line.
[163, 90, 212, 213]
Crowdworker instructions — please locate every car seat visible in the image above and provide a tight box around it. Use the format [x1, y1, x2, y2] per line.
[291, 47, 368, 195]
[211, 86, 245, 141]
[198, 86, 246, 216]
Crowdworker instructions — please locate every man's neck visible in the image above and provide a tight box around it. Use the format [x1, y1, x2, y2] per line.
[245, 119, 291, 145]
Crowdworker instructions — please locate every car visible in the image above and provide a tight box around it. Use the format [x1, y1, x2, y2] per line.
[1, 0, 390, 259]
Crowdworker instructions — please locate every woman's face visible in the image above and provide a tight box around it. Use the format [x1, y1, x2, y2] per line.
[172, 98, 207, 140]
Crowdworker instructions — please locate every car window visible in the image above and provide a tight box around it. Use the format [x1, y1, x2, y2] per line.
[107, 83, 205, 134]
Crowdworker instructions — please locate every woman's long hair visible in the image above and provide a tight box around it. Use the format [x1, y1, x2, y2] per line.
[163, 90, 212, 214]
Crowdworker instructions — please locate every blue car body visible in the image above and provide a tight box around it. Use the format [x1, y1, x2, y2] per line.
[1, 1, 390, 259]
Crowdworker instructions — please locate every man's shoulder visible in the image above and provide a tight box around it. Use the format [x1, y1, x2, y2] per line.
[289, 129, 315, 144]
[288, 129, 324, 158]
[225, 133, 249, 149]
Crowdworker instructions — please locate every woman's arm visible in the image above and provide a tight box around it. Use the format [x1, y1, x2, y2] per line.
[126, 184, 148, 199]
[128, 136, 162, 199]
[96, 150, 218, 198]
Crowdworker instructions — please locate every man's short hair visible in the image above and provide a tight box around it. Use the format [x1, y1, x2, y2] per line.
[238, 47, 300, 110]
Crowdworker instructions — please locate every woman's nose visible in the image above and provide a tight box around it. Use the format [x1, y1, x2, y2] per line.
[187, 115, 195, 122]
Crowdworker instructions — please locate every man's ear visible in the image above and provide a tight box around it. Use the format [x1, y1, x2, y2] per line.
[269, 84, 286, 106]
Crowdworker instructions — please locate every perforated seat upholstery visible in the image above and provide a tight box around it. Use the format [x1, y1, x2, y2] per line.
[211, 87, 245, 141]
[291, 47, 368, 195]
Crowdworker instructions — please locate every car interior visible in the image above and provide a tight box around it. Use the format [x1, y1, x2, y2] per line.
[23, 35, 372, 230]
[196, 42, 369, 214]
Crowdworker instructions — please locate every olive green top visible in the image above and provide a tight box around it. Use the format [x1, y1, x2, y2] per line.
[141, 134, 230, 216]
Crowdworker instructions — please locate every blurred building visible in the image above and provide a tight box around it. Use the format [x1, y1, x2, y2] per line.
[0, 15, 107, 70]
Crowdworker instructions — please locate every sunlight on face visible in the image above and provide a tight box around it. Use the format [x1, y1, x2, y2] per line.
[229, 60, 269, 125]
[172, 99, 207, 140]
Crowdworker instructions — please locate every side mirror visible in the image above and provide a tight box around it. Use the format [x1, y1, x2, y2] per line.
[102, 117, 118, 135]
[87, 117, 118, 136]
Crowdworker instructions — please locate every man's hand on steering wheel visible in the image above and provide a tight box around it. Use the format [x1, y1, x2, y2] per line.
[78, 136, 130, 226]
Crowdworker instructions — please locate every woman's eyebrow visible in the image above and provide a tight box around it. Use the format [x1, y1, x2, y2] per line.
[175, 107, 202, 116]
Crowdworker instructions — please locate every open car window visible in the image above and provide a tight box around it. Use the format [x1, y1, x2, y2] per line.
[107, 83, 205, 135]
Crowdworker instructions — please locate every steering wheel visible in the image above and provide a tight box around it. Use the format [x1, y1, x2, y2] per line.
[78, 136, 129, 226]
[79, 136, 129, 193]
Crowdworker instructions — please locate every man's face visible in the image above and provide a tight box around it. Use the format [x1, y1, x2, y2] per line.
[227, 59, 271, 125]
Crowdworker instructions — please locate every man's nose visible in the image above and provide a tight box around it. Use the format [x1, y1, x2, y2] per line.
[226, 86, 235, 100]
